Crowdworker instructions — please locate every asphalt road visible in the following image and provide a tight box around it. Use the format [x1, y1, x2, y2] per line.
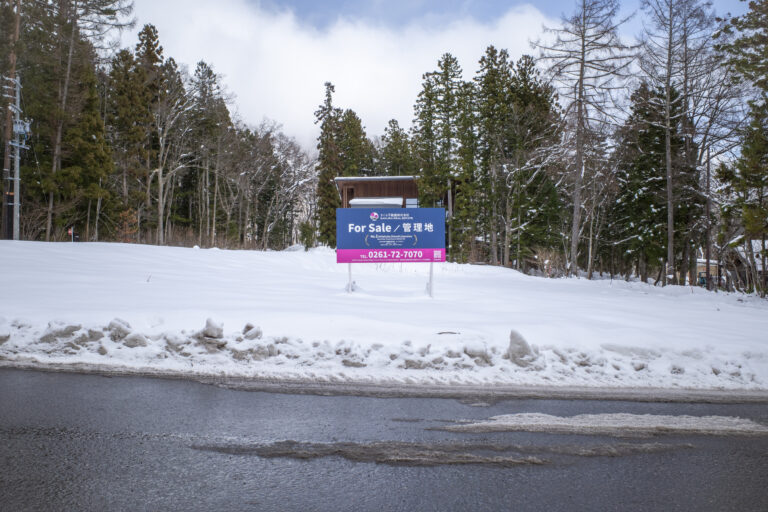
[1, 368, 767, 511]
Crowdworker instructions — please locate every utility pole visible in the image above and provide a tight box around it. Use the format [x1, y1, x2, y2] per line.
[8, 76, 29, 240]
[3, 76, 29, 241]
[2, 0, 21, 240]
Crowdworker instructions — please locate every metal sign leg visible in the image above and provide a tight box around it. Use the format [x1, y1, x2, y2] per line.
[428, 261, 434, 298]
[347, 263, 353, 292]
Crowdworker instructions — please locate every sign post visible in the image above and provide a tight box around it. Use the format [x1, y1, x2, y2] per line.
[336, 208, 446, 295]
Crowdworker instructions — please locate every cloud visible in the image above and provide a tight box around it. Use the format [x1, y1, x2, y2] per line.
[125, 1, 554, 151]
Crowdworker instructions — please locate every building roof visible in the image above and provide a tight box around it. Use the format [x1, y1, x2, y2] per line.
[349, 197, 404, 206]
[334, 176, 416, 183]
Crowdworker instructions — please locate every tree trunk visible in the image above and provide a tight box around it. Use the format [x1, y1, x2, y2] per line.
[680, 242, 689, 285]
[688, 249, 696, 288]
[586, 208, 595, 279]
[244, 194, 251, 248]
[503, 197, 511, 267]
[157, 168, 164, 245]
[165, 175, 174, 245]
[446, 178, 452, 261]
[664, 0, 676, 285]
[204, 160, 210, 245]
[761, 235, 766, 297]
[516, 195, 522, 271]
[490, 162, 498, 265]
[94, 189, 102, 241]
[47, 1, 79, 241]
[212, 170, 218, 245]
[85, 198, 91, 241]
[569, 6, 587, 276]
[746, 237, 759, 293]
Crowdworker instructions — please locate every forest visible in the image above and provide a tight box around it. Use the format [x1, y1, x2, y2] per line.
[1, 0, 766, 295]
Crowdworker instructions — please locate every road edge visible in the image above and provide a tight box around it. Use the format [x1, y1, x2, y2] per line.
[2, 360, 767, 403]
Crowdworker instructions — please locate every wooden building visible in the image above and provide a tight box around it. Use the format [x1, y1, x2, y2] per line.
[335, 176, 419, 209]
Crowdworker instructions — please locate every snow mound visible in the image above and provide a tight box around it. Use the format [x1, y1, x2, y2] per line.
[0, 315, 765, 389]
[0, 241, 766, 390]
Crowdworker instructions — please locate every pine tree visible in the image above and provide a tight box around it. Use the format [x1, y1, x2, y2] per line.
[717, 0, 768, 93]
[611, 84, 669, 279]
[475, 45, 514, 264]
[134, 23, 164, 241]
[106, 49, 147, 204]
[451, 80, 479, 262]
[412, 53, 465, 259]
[610, 83, 700, 282]
[380, 119, 415, 176]
[337, 109, 373, 177]
[724, 100, 768, 295]
[504, 55, 563, 270]
[61, 68, 114, 240]
[314, 82, 342, 247]
[412, 73, 438, 198]
[40, 0, 133, 241]
[413, 54, 463, 206]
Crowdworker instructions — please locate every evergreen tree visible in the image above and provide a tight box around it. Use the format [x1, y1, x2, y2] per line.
[40, 0, 133, 240]
[106, 49, 147, 205]
[475, 49, 563, 268]
[314, 82, 342, 247]
[337, 109, 374, 177]
[717, 0, 768, 93]
[134, 23, 165, 238]
[380, 119, 415, 176]
[720, 100, 768, 294]
[504, 55, 563, 270]
[17, 4, 119, 240]
[412, 53, 465, 259]
[413, 53, 463, 208]
[61, 68, 114, 241]
[610, 83, 701, 282]
[412, 73, 438, 195]
[611, 84, 670, 279]
[451, 80, 479, 262]
[475, 45, 513, 264]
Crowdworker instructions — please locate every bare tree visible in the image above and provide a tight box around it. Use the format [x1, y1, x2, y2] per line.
[639, 0, 743, 284]
[150, 58, 195, 245]
[534, 0, 634, 275]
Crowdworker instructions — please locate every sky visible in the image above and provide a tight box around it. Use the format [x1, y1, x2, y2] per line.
[123, 0, 749, 152]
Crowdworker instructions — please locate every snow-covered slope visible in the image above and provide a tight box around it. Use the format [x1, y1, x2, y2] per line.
[0, 241, 766, 390]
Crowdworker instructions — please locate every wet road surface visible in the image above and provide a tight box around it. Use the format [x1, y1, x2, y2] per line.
[1, 368, 767, 511]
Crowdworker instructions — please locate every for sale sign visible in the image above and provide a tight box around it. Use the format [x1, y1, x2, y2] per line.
[336, 208, 446, 263]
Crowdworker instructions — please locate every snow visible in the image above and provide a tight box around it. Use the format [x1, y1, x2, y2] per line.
[349, 197, 405, 207]
[0, 240, 766, 390]
[442, 413, 768, 436]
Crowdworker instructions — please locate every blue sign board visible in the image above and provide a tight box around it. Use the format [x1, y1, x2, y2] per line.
[336, 208, 446, 263]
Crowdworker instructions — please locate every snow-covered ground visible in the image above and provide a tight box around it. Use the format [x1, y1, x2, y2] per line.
[0, 241, 766, 391]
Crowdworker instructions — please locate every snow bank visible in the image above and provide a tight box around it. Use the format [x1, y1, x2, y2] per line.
[442, 413, 768, 436]
[0, 241, 766, 390]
